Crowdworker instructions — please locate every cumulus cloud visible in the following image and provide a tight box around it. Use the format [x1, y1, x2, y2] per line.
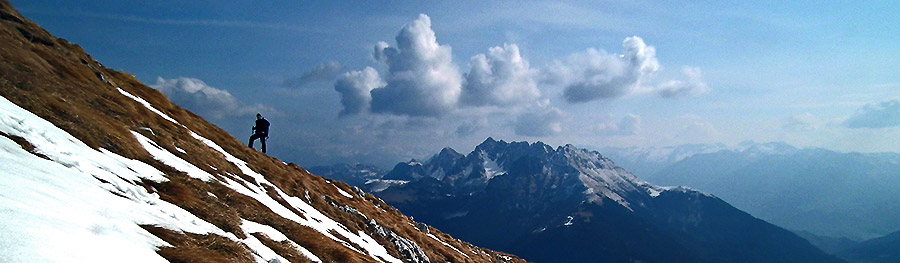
[461, 43, 541, 107]
[844, 99, 900, 128]
[595, 114, 641, 136]
[151, 77, 274, 120]
[284, 61, 343, 88]
[369, 14, 462, 117]
[334, 67, 384, 117]
[514, 106, 566, 137]
[547, 36, 660, 103]
[657, 66, 708, 98]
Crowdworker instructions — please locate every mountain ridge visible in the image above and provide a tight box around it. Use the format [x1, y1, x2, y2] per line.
[634, 143, 900, 241]
[332, 138, 844, 263]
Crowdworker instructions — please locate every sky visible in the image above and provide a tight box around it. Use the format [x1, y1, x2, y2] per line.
[11, 0, 900, 167]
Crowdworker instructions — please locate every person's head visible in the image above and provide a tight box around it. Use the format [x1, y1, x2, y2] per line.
[256, 113, 262, 119]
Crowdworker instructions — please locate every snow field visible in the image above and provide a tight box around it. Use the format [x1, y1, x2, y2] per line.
[0, 95, 225, 263]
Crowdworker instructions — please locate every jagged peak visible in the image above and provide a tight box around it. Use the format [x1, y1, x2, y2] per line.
[437, 147, 462, 158]
[559, 144, 578, 152]
[477, 136, 504, 148]
[531, 140, 552, 151]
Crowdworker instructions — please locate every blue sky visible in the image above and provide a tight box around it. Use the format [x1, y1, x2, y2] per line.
[11, 0, 900, 167]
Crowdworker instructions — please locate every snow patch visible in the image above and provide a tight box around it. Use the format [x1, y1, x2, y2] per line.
[133, 131, 215, 181]
[482, 154, 505, 180]
[564, 216, 574, 226]
[647, 185, 675, 197]
[334, 184, 353, 198]
[117, 88, 179, 124]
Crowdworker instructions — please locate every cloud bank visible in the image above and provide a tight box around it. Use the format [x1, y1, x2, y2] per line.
[332, 14, 709, 141]
[548, 36, 660, 103]
[844, 99, 900, 128]
[151, 77, 274, 120]
[335, 15, 547, 118]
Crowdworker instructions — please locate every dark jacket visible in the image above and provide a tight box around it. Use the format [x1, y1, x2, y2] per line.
[254, 118, 270, 135]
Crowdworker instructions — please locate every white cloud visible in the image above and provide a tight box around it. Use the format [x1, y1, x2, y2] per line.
[284, 61, 343, 88]
[548, 36, 660, 103]
[595, 114, 641, 136]
[151, 77, 274, 120]
[844, 99, 900, 128]
[334, 67, 384, 117]
[461, 43, 541, 107]
[514, 106, 566, 137]
[369, 14, 462, 117]
[657, 66, 708, 98]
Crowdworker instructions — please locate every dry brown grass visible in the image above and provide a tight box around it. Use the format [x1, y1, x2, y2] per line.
[141, 225, 254, 263]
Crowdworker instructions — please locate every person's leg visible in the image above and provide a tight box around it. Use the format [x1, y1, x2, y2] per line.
[248, 134, 260, 148]
[261, 136, 267, 153]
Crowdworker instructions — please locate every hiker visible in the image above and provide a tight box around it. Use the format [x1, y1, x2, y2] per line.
[248, 113, 269, 153]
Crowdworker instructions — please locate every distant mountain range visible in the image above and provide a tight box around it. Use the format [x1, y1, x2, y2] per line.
[600, 142, 900, 241]
[837, 230, 900, 263]
[316, 138, 844, 263]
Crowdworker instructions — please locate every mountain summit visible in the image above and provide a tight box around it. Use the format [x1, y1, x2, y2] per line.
[362, 138, 845, 263]
[0, 2, 524, 262]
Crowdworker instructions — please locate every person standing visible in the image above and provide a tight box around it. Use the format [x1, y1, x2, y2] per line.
[248, 113, 269, 153]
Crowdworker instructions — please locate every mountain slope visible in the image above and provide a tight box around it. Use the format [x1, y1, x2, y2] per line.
[365, 138, 843, 263]
[838, 230, 900, 263]
[643, 145, 900, 241]
[0, 2, 524, 262]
